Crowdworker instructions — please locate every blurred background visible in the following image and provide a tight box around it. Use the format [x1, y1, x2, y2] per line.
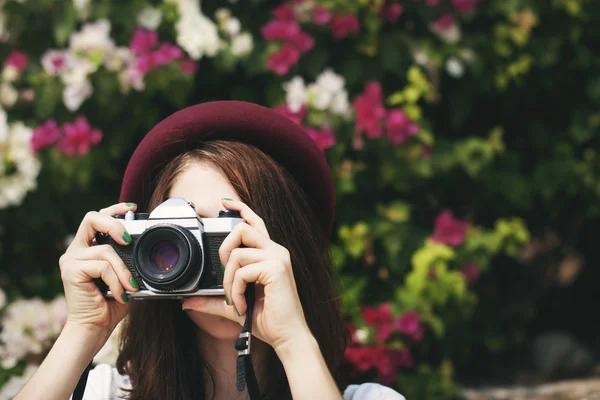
[1, 0, 599, 398]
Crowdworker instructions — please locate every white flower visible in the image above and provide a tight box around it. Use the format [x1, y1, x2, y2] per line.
[446, 57, 465, 77]
[0, 105, 8, 143]
[104, 47, 133, 72]
[0, 288, 6, 309]
[330, 91, 350, 116]
[355, 328, 369, 344]
[137, 6, 163, 30]
[69, 19, 115, 55]
[430, 21, 461, 44]
[73, 0, 91, 20]
[0, 364, 38, 400]
[306, 84, 331, 111]
[230, 32, 253, 57]
[172, 0, 221, 59]
[60, 56, 94, 86]
[215, 8, 231, 23]
[283, 76, 307, 113]
[224, 18, 241, 36]
[2, 66, 18, 82]
[41, 50, 76, 76]
[63, 79, 93, 111]
[0, 83, 18, 107]
[412, 49, 430, 66]
[315, 69, 345, 95]
[119, 65, 145, 92]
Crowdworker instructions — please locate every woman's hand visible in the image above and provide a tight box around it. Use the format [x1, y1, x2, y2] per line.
[59, 202, 139, 337]
[181, 199, 310, 352]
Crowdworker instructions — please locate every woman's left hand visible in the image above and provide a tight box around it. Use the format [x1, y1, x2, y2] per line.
[181, 199, 310, 352]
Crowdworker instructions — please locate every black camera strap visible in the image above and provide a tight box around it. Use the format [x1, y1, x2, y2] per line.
[235, 282, 261, 399]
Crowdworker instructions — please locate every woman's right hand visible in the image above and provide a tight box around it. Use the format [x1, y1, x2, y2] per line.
[59, 202, 139, 338]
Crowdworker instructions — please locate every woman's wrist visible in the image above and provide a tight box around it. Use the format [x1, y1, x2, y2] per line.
[63, 320, 113, 356]
[273, 323, 319, 364]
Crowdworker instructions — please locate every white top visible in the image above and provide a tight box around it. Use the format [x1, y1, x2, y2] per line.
[72, 364, 406, 400]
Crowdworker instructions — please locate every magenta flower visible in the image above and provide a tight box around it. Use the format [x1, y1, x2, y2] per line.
[386, 109, 419, 145]
[395, 310, 424, 342]
[56, 117, 102, 156]
[179, 59, 199, 76]
[431, 210, 469, 246]
[4, 50, 29, 72]
[31, 120, 62, 152]
[461, 263, 481, 286]
[266, 44, 300, 75]
[151, 43, 183, 66]
[361, 303, 394, 342]
[381, 2, 404, 24]
[261, 20, 302, 42]
[273, 104, 307, 125]
[288, 31, 315, 52]
[330, 14, 361, 40]
[305, 127, 336, 150]
[312, 6, 332, 24]
[271, 3, 296, 21]
[129, 28, 159, 56]
[345, 346, 413, 385]
[353, 82, 386, 139]
[432, 12, 457, 31]
[452, 0, 479, 14]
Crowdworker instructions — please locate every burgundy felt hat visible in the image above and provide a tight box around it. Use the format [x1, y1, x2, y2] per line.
[119, 100, 335, 239]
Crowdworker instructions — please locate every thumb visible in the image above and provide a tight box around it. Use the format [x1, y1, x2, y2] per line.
[182, 296, 244, 325]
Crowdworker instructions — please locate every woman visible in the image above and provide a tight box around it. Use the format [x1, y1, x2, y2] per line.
[15, 102, 405, 400]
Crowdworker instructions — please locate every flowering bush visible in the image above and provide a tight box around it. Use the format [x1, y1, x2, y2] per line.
[1, 0, 599, 398]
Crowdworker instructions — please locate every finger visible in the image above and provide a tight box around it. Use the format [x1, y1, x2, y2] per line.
[231, 261, 275, 316]
[181, 296, 244, 324]
[71, 211, 133, 249]
[74, 245, 138, 292]
[223, 248, 266, 304]
[79, 260, 129, 305]
[99, 202, 137, 216]
[219, 223, 271, 267]
[221, 199, 269, 238]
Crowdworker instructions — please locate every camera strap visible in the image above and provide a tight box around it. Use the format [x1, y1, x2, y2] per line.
[235, 282, 261, 399]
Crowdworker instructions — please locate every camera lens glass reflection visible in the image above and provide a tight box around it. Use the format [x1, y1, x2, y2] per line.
[149, 240, 180, 272]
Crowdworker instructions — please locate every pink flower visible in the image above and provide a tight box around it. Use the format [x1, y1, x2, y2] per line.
[461, 263, 481, 286]
[272, 4, 296, 21]
[305, 127, 336, 150]
[261, 20, 302, 42]
[288, 31, 315, 52]
[345, 346, 413, 384]
[361, 303, 394, 342]
[345, 346, 378, 372]
[129, 28, 159, 56]
[330, 14, 360, 40]
[431, 210, 469, 246]
[266, 44, 300, 75]
[31, 120, 62, 152]
[426, 0, 440, 5]
[180, 59, 199, 76]
[273, 104, 307, 125]
[151, 43, 183, 66]
[452, 0, 478, 14]
[386, 109, 419, 145]
[353, 82, 386, 139]
[135, 54, 154, 75]
[56, 117, 102, 156]
[381, 2, 404, 24]
[312, 6, 332, 24]
[395, 310, 424, 342]
[433, 12, 456, 31]
[4, 50, 28, 72]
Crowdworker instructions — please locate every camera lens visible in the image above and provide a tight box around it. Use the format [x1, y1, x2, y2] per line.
[133, 224, 203, 291]
[149, 241, 180, 272]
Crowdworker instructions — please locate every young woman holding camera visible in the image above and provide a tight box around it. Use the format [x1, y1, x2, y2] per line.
[14, 102, 405, 400]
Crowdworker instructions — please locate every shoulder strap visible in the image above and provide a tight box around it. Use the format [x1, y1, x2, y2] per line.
[73, 362, 92, 400]
[235, 283, 261, 399]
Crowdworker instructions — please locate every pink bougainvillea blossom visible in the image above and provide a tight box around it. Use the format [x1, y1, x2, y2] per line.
[312, 6, 332, 24]
[128, 27, 183, 77]
[305, 127, 336, 150]
[461, 263, 481, 286]
[273, 104, 307, 125]
[345, 346, 413, 384]
[452, 0, 479, 14]
[431, 210, 469, 246]
[395, 310, 425, 342]
[353, 81, 386, 139]
[288, 31, 315, 52]
[151, 43, 183, 66]
[266, 43, 300, 75]
[271, 3, 296, 21]
[361, 303, 395, 342]
[31, 120, 62, 152]
[129, 28, 159, 56]
[179, 59, 199, 76]
[4, 50, 29, 72]
[56, 117, 102, 156]
[433, 13, 457, 31]
[330, 14, 361, 40]
[386, 109, 419, 145]
[261, 20, 302, 42]
[381, 2, 404, 24]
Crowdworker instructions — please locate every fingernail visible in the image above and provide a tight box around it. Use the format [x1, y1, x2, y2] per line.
[222, 197, 233, 201]
[126, 202, 136, 207]
[224, 293, 230, 306]
[121, 293, 129, 303]
[122, 231, 133, 243]
[235, 306, 241, 317]
[220, 262, 225, 273]
[130, 277, 139, 289]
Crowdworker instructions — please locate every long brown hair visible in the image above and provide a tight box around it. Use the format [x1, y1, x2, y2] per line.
[116, 140, 346, 399]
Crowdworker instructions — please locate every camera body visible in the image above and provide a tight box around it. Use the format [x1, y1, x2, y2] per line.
[94, 198, 243, 300]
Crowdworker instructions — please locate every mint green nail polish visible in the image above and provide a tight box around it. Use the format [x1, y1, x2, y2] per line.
[130, 277, 139, 289]
[122, 231, 133, 243]
[222, 197, 233, 201]
[182, 308, 191, 312]
[126, 202, 136, 207]
[224, 294, 230, 305]
[220, 262, 225, 273]
[121, 293, 129, 303]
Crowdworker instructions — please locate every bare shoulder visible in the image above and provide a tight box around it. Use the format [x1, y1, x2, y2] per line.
[343, 383, 406, 400]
